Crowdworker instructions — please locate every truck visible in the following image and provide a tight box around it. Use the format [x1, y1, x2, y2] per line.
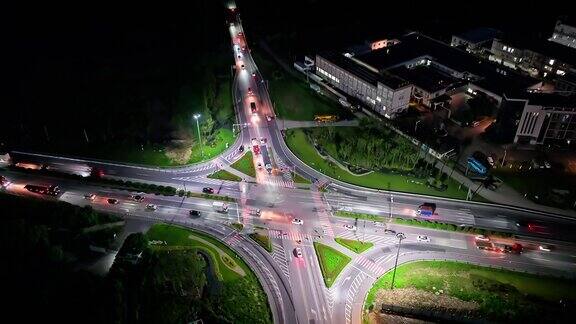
[416, 202, 436, 217]
[250, 101, 257, 114]
[251, 138, 260, 155]
[475, 240, 496, 251]
[212, 201, 229, 213]
[24, 184, 60, 196]
[260, 144, 273, 173]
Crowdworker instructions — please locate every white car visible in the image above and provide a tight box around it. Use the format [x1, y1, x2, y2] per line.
[292, 218, 303, 225]
[146, 204, 158, 211]
[416, 235, 430, 243]
[131, 195, 145, 202]
[344, 224, 356, 230]
[84, 193, 96, 201]
[260, 137, 267, 144]
[294, 247, 303, 258]
[475, 234, 490, 241]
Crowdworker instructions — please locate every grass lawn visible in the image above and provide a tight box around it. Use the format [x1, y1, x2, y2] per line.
[231, 151, 256, 177]
[252, 52, 349, 121]
[393, 218, 512, 237]
[313, 242, 351, 288]
[208, 169, 242, 182]
[365, 260, 576, 322]
[188, 128, 235, 164]
[286, 129, 468, 200]
[231, 223, 244, 231]
[335, 211, 384, 221]
[249, 233, 272, 253]
[335, 238, 373, 253]
[146, 224, 248, 282]
[145, 223, 272, 324]
[293, 172, 311, 184]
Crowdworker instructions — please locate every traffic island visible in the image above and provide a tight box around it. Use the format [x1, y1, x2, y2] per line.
[208, 169, 242, 182]
[249, 232, 272, 253]
[335, 238, 374, 253]
[313, 242, 351, 288]
[231, 151, 256, 177]
[364, 260, 576, 323]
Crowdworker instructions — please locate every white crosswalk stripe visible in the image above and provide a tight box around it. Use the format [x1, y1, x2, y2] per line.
[336, 231, 397, 246]
[224, 233, 242, 247]
[261, 176, 294, 188]
[271, 242, 290, 278]
[269, 230, 314, 243]
[355, 255, 386, 276]
[345, 272, 367, 324]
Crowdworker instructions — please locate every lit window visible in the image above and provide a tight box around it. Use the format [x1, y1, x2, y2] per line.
[557, 69, 566, 76]
[543, 72, 548, 77]
[376, 96, 382, 102]
[503, 46, 508, 51]
[549, 59, 555, 65]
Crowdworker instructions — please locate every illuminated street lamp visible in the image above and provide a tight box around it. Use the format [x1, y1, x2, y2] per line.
[390, 232, 406, 290]
[193, 114, 204, 158]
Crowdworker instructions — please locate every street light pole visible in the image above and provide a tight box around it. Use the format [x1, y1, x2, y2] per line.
[390, 232, 405, 290]
[193, 114, 204, 158]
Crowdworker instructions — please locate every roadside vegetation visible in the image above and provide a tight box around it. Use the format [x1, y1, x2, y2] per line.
[1, 193, 124, 323]
[231, 151, 256, 177]
[365, 260, 576, 323]
[313, 242, 351, 288]
[4, 0, 235, 166]
[252, 52, 351, 121]
[141, 224, 272, 323]
[286, 127, 468, 199]
[335, 238, 373, 253]
[208, 169, 242, 182]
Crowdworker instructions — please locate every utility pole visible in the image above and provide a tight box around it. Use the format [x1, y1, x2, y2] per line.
[390, 232, 406, 289]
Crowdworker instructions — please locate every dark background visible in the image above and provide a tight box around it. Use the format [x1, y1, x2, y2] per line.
[0, 0, 566, 150]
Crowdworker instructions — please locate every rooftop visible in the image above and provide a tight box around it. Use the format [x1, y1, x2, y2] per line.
[454, 27, 501, 44]
[319, 51, 409, 89]
[389, 65, 459, 93]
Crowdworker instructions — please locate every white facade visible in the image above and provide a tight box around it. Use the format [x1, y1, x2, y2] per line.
[549, 20, 576, 49]
[315, 54, 411, 118]
[515, 101, 576, 145]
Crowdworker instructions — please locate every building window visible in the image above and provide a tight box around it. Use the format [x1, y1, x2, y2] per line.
[503, 46, 508, 51]
[557, 69, 566, 76]
[549, 59, 555, 65]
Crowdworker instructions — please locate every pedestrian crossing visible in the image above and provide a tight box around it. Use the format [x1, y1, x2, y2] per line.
[224, 233, 242, 247]
[315, 177, 331, 190]
[310, 190, 335, 237]
[336, 231, 397, 246]
[271, 241, 290, 278]
[269, 229, 315, 243]
[355, 255, 387, 276]
[345, 272, 367, 324]
[260, 176, 294, 188]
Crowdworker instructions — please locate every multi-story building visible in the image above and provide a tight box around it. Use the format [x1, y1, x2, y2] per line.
[489, 36, 576, 79]
[451, 27, 501, 55]
[315, 52, 412, 118]
[549, 18, 576, 49]
[498, 93, 576, 146]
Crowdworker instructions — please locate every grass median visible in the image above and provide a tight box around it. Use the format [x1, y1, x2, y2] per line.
[313, 242, 351, 288]
[364, 260, 576, 323]
[335, 238, 373, 253]
[249, 233, 272, 253]
[231, 151, 256, 177]
[208, 169, 242, 182]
